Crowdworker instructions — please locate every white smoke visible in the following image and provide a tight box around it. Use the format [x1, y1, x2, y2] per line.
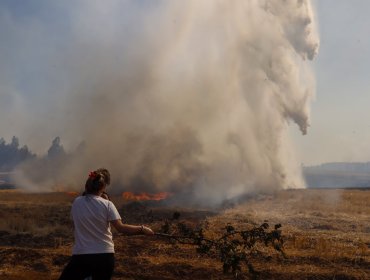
[3, 0, 319, 203]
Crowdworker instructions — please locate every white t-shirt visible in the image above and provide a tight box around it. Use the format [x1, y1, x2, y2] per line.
[71, 195, 121, 255]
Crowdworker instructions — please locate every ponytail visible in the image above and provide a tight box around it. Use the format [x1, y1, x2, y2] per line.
[84, 169, 109, 194]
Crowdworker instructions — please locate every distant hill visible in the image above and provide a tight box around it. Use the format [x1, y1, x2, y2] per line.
[303, 162, 370, 188]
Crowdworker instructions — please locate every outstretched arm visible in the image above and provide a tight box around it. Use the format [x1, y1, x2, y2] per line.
[110, 219, 154, 235]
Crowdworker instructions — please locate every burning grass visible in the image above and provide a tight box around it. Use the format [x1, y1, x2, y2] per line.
[0, 188, 369, 279]
[122, 191, 173, 202]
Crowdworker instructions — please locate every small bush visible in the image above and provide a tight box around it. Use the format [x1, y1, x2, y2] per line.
[157, 216, 286, 278]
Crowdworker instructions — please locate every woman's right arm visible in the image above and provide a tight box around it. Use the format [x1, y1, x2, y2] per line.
[110, 219, 154, 235]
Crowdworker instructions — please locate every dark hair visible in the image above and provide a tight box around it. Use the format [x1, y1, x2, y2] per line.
[84, 168, 111, 194]
[96, 168, 110, 185]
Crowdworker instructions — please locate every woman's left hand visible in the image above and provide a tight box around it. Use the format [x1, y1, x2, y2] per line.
[141, 225, 154, 235]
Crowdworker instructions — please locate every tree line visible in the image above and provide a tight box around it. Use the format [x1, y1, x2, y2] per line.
[0, 136, 66, 172]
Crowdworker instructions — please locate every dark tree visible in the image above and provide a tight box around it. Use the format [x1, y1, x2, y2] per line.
[0, 136, 35, 171]
[47, 137, 66, 159]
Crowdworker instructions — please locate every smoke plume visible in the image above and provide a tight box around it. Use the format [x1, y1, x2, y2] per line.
[2, 0, 319, 203]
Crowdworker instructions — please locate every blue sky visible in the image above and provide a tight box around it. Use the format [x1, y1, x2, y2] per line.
[1, 1, 370, 166]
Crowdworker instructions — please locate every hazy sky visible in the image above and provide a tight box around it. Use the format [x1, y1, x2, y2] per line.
[1, 0, 370, 166]
[291, 0, 370, 165]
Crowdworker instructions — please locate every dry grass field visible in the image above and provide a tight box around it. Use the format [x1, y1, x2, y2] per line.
[0, 188, 369, 279]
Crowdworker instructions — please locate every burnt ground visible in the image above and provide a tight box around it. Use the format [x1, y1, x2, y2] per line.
[0, 189, 369, 280]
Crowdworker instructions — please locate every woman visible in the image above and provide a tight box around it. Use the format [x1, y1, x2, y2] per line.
[59, 168, 154, 280]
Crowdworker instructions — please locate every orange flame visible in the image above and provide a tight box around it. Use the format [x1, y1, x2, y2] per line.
[122, 191, 172, 201]
[65, 191, 79, 197]
[54, 185, 79, 197]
